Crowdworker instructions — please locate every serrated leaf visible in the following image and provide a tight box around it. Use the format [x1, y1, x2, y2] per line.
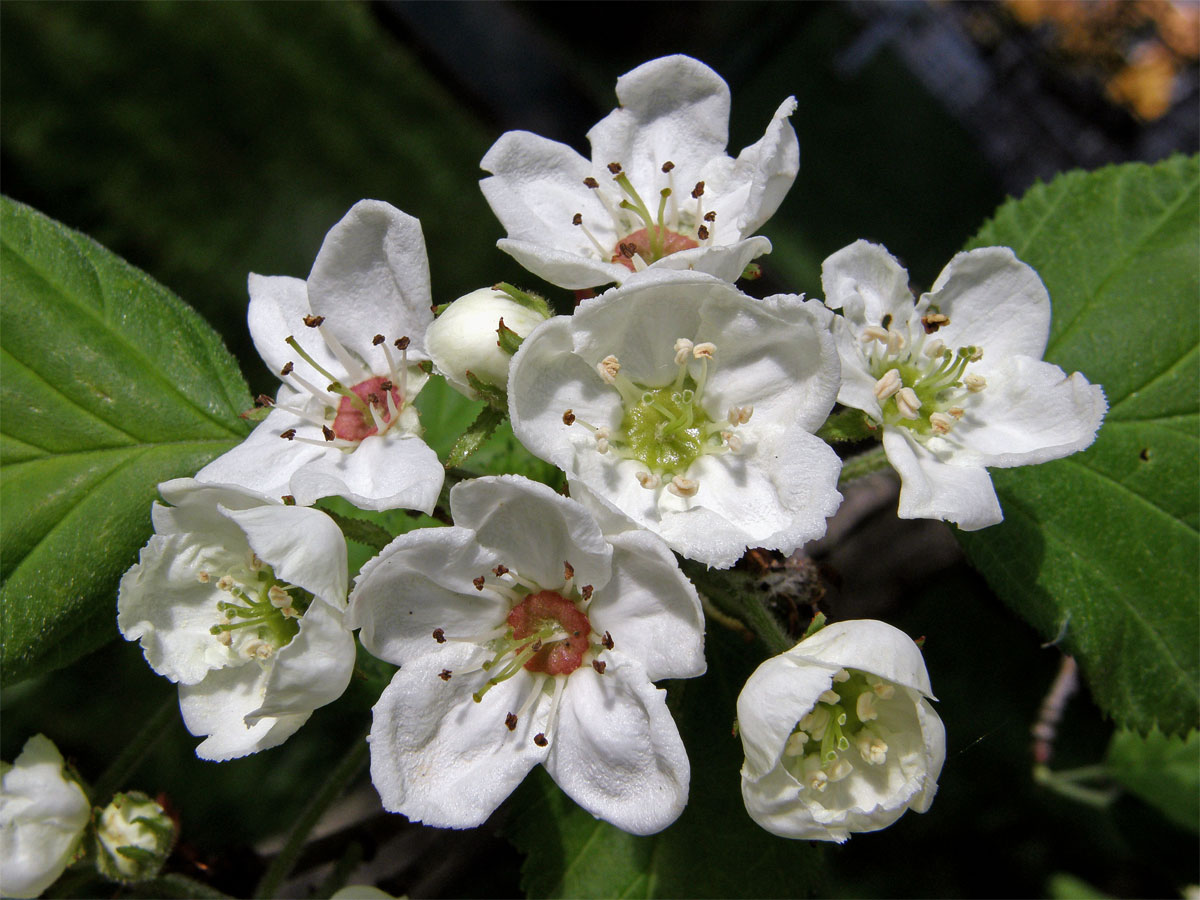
[1106, 728, 1199, 833]
[958, 156, 1199, 735]
[1, 197, 251, 684]
[505, 628, 824, 899]
[446, 404, 506, 468]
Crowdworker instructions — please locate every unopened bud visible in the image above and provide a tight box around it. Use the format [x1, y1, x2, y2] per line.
[94, 791, 175, 883]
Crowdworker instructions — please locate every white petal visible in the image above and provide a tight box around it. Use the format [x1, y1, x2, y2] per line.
[306, 200, 434, 360]
[726, 96, 800, 237]
[737, 654, 839, 779]
[784, 619, 935, 698]
[927, 247, 1050, 361]
[947, 356, 1106, 468]
[348, 526, 505, 666]
[882, 427, 1002, 531]
[0, 735, 91, 899]
[544, 658, 689, 835]
[288, 432, 444, 513]
[449, 475, 613, 593]
[248, 600, 355, 722]
[247, 273, 344, 384]
[910, 697, 947, 813]
[821, 240, 915, 328]
[495, 238, 629, 291]
[640, 236, 773, 285]
[588, 529, 705, 681]
[828, 316, 883, 419]
[152, 478, 274, 536]
[741, 760, 846, 843]
[179, 666, 309, 761]
[220, 504, 347, 606]
[368, 644, 549, 829]
[587, 55, 730, 181]
[194, 408, 325, 504]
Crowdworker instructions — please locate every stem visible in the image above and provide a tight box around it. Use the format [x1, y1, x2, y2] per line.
[838, 444, 892, 487]
[253, 729, 370, 900]
[681, 560, 792, 656]
[816, 407, 877, 443]
[90, 693, 177, 804]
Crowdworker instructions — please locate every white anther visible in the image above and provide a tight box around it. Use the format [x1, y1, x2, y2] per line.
[596, 355, 621, 384]
[860, 325, 889, 344]
[965, 374, 987, 392]
[923, 338, 946, 359]
[856, 692, 879, 722]
[870, 677, 895, 700]
[197, 571, 211, 584]
[803, 755, 829, 792]
[217, 576, 235, 592]
[819, 689, 841, 705]
[244, 639, 273, 660]
[784, 731, 809, 756]
[281, 606, 300, 619]
[249, 554, 264, 572]
[636, 471, 661, 490]
[929, 412, 955, 435]
[799, 705, 831, 741]
[673, 338, 694, 365]
[856, 732, 889, 766]
[721, 430, 743, 453]
[692, 342, 716, 360]
[832, 669, 851, 683]
[873, 368, 903, 401]
[826, 758, 854, 783]
[216, 630, 233, 646]
[268, 585, 290, 608]
[895, 387, 922, 419]
[948, 406, 965, 419]
[968, 347, 984, 362]
[668, 475, 699, 498]
[727, 405, 753, 425]
[595, 438, 609, 454]
[886, 328, 907, 354]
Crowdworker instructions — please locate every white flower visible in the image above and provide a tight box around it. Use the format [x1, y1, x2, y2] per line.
[737, 620, 945, 843]
[480, 54, 799, 290]
[426, 286, 550, 399]
[0, 735, 91, 899]
[196, 200, 444, 513]
[93, 791, 174, 882]
[118, 478, 354, 761]
[507, 268, 843, 568]
[347, 475, 705, 835]
[822, 240, 1107, 530]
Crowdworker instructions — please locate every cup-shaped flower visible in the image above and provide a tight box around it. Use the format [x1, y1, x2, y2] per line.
[118, 478, 354, 761]
[426, 286, 550, 400]
[508, 268, 843, 568]
[0, 734, 91, 899]
[480, 54, 799, 290]
[822, 240, 1107, 530]
[738, 620, 945, 843]
[196, 200, 444, 512]
[93, 791, 175, 883]
[347, 475, 705, 835]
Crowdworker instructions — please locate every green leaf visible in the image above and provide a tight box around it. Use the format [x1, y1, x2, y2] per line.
[1, 197, 251, 684]
[505, 628, 824, 899]
[1106, 728, 1199, 833]
[447, 405, 506, 468]
[958, 156, 1199, 735]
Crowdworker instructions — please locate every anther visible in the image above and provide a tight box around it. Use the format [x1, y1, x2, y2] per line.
[534, 733, 548, 747]
[505, 713, 518, 731]
[280, 429, 296, 440]
[886, 328, 907, 354]
[438, 669, 452, 681]
[860, 326, 889, 344]
[322, 425, 335, 441]
[303, 315, 325, 328]
[704, 210, 716, 222]
[661, 161, 675, 173]
[921, 313, 950, 333]
[697, 225, 709, 240]
[668, 475, 700, 498]
[607, 162, 622, 175]
[691, 181, 705, 198]
[968, 346, 983, 362]
[218, 576, 235, 591]
[873, 368, 903, 401]
[394, 336, 410, 350]
[473, 576, 486, 591]
[268, 585, 290, 608]
[580, 585, 593, 602]
[197, 571, 211, 584]
[280, 361, 295, 376]
[693, 342, 715, 359]
[722, 431, 743, 453]
[217, 631, 232, 646]
[562, 409, 576, 426]
[563, 561, 574, 582]
[856, 692, 880, 722]
[895, 387, 922, 419]
[596, 355, 621, 384]
[929, 412, 954, 434]
[727, 405, 753, 425]
[493, 564, 509, 577]
[592, 660, 606, 674]
[833, 669, 851, 682]
[965, 374, 987, 392]
[602, 631, 614, 650]
[636, 471, 660, 490]
[948, 406, 965, 419]
[674, 338, 694, 364]
[244, 639, 273, 660]
[433, 628, 446, 643]
[923, 339, 946, 359]
[372, 334, 385, 345]
[818, 689, 841, 705]
[583, 177, 599, 189]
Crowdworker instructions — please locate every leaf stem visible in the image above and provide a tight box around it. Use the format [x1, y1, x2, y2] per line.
[838, 444, 891, 487]
[253, 728, 370, 900]
[681, 560, 793, 656]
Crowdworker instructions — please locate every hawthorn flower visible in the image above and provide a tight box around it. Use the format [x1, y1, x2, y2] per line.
[480, 54, 799, 290]
[197, 200, 443, 512]
[426, 286, 550, 400]
[737, 620, 945, 843]
[507, 268, 843, 568]
[93, 791, 175, 883]
[822, 241, 1107, 530]
[0, 734, 91, 899]
[347, 475, 705, 835]
[118, 478, 353, 761]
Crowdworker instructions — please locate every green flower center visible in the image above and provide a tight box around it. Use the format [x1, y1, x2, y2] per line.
[205, 558, 313, 658]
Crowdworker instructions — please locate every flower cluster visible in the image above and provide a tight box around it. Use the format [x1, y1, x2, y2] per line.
[97, 52, 1110, 888]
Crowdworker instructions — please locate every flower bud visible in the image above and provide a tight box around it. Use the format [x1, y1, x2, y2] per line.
[93, 791, 175, 883]
[427, 287, 550, 399]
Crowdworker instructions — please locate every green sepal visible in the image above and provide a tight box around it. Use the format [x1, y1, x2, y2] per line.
[740, 262, 762, 280]
[496, 318, 524, 356]
[446, 404, 506, 469]
[492, 281, 552, 319]
[465, 371, 508, 411]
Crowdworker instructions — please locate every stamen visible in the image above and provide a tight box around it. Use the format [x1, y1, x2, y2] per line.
[923, 339, 946, 359]
[673, 338, 694, 365]
[965, 374, 987, 392]
[636, 471, 661, 490]
[895, 387, 922, 419]
[929, 412, 954, 434]
[692, 342, 716, 359]
[860, 325, 889, 344]
[668, 475, 699, 498]
[284, 336, 342, 389]
[874, 368, 903, 401]
[317, 324, 370, 385]
[856, 692, 879, 722]
[596, 355, 621, 384]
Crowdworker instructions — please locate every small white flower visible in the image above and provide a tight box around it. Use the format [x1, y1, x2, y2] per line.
[737, 620, 945, 843]
[94, 791, 175, 883]
[0, 735, 91, 899]
[347, 475, 705, 835]
[480, 55, 799, 290]
[118, 478, 354, 761]
[426, 286, 550, 399]
[508, 268, 843, 568]
[196, 200, 444, 513]
[822, 240, 1107, 530]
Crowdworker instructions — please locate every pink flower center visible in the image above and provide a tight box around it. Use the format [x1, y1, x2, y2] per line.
[506, 590, 591, 676]
[331, 376, 403, 442]
[611, 228, 699, 272]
